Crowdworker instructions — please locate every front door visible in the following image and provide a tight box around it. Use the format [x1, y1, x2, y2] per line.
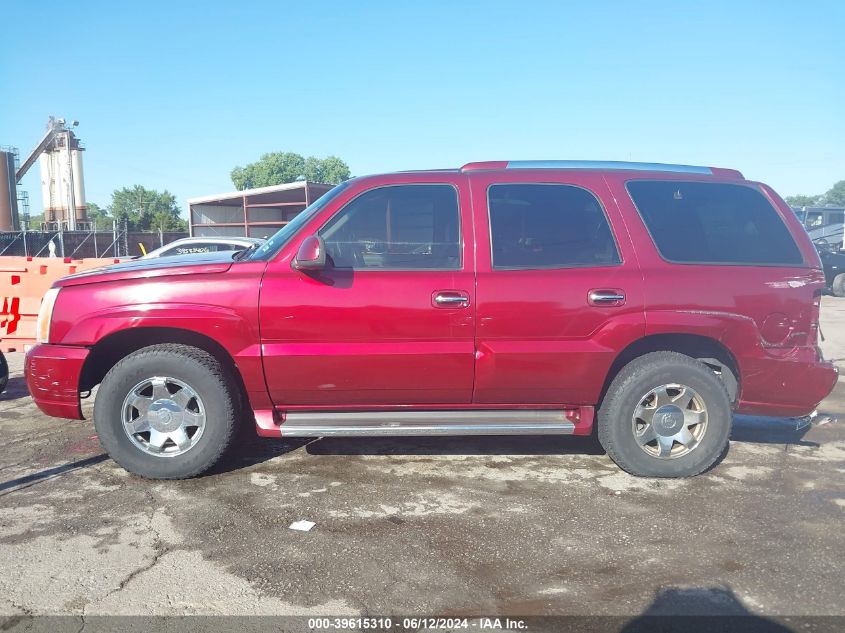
[259, 177, 476, 406]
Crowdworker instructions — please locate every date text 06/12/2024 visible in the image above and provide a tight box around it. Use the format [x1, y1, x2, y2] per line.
[307, 617, 528, 630]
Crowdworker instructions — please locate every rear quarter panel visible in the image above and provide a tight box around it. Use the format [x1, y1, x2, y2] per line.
[604, 173, 828, 411]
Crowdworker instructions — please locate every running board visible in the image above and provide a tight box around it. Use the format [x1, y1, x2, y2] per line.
[277, 410, 577, 437]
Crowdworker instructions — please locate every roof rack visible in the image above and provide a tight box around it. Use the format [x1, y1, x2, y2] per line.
[460, 160, 742, 178]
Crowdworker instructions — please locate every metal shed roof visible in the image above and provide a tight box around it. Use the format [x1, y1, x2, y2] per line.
[187, 181, 333, 206]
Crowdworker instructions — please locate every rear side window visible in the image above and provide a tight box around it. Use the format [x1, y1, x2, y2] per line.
[169, 242, 219, 255]
[488, 184, 620, 269]
[627, 181, 803, 265]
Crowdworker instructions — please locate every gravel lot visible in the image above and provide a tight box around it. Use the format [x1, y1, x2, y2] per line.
[1, 298, 843, 621]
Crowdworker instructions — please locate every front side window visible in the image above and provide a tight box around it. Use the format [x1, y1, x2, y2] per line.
[488, 184, 620, 269]
[319, 184, 461, 270]
[626, 181, 803, 265]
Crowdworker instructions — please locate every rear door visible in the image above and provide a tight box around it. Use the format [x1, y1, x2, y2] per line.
[469, 170, 645, 405]
[258, 175, 476, 406]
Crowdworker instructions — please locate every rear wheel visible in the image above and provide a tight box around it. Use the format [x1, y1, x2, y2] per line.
[94, 344, 238, 479]
[832, 273, 845, 298]
[598, 351, 731, 477]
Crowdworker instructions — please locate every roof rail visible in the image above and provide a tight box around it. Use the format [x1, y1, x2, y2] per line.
[460, 160, 743, 178]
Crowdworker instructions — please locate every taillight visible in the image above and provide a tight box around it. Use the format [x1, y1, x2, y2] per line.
[810, 289, 823, 345]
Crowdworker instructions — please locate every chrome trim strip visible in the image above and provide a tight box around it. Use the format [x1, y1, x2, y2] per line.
[280, 410, 576, 436]
[505, 160, 713, 175]
[281, 423, 575, 437]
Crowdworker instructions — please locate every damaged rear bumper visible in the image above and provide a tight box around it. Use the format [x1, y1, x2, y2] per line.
[736, 346, 839, 417]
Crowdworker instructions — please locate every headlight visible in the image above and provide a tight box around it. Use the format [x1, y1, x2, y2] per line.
[36, 288, 60, 344]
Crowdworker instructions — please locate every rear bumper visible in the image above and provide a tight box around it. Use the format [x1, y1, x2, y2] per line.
[25, 344, 89, 420]
[736, 347, 839, 417]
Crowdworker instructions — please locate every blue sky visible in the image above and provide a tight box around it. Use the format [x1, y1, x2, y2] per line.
[1, 1, 843, 217]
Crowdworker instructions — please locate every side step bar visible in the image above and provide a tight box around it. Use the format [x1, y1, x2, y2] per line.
[278, 410, 576, 437]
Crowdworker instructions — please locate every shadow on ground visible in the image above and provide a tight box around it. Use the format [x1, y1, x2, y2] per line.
[0, 454, 109, 496]
[211, 434, 606, 474]
[730, 415, 816, 447]
[620, 586, 795, 632]
[0, 377, 29, 401]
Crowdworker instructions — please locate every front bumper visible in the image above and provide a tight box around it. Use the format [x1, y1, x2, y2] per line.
[736, 347, 839, 417]
[25, 344, 89, 420]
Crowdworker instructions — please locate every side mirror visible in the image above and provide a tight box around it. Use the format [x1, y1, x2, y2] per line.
[293, 235, 326, 271]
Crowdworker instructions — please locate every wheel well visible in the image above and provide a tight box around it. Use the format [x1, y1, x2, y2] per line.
[602, 334, 740, 404]
[80, 328, 248, 403]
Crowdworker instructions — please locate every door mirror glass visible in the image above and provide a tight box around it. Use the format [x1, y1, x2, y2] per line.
[293, 235, 326, 270]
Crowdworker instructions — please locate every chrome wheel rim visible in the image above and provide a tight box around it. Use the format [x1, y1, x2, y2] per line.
[121, 376, 206, 457]
[632, 383, 708, 459]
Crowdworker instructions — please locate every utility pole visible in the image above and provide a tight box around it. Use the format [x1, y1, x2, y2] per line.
[137, 190, 151, 228]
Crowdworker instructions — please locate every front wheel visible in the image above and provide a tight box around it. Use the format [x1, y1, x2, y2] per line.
[94, 344, 238, 479]
[598, 352, 732, 478]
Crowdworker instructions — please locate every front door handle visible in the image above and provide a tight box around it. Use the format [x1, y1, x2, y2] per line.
[588, 289, 626, 306]
[432, 291, 470, 308]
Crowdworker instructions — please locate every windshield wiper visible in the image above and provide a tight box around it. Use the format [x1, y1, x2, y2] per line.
[233, 243, 260, 261]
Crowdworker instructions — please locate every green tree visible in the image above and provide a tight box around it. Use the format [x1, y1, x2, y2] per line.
[231, 152, 350, 190]
[306, 155, 351, 184]
[109, 186, 186, 231]
[24, 212, 44, 229]
[785, 194, 823, 207]
[785, 180, 845, 208]
[150, 209, 186, 231]
[85, 202, 113, 230]
[823, 180, 845, 206]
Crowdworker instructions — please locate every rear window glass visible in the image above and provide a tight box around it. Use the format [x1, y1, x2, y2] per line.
[626, 181, 803, 265]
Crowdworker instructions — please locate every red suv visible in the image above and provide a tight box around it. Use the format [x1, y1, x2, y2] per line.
[25, 161, 838, 479]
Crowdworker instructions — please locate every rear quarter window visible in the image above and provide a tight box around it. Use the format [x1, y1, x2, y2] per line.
[626, 181, 804, 266]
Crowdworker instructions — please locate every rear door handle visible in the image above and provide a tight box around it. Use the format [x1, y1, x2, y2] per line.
[432, 291, 470, 308]
[588, 289, 626, 306]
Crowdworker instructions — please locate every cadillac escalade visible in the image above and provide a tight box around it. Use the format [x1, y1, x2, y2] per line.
[25, 160, 839, 479]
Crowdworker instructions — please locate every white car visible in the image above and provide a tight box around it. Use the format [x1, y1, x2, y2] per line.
[141, 237, 265, 259]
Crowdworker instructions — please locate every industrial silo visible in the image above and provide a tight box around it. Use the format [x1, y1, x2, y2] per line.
[71, 144, 87, 225]
[38, 130, 87, 229]
[0, 151, 18, 231]
[39, 151, 58, 224]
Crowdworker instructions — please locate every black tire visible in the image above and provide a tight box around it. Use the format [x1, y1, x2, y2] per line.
[0, 351, 8, 394]
[832, 273, 845, 298]
[93, 344, 238, 479]
[598, 351, 731, 478]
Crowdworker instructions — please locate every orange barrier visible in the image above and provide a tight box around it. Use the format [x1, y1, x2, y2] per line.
[0, 256, 121, 352]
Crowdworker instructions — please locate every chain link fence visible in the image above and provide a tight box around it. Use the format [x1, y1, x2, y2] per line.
[0, 223, 188, 259]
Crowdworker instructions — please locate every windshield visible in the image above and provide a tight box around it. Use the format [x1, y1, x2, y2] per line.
[245, 181, 352, 261]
